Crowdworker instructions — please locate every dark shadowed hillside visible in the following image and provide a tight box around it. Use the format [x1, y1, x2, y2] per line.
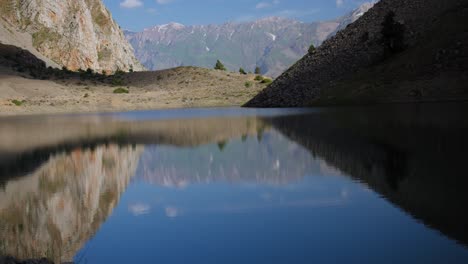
[245, 0, 468, 107]
[264, 103, 468, 245]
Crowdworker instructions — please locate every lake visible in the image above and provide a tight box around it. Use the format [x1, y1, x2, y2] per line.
[1, 104, 468, 264]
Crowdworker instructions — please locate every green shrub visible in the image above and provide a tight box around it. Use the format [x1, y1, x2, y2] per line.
[261, 78, 273, 84]
[217, 140, 228, 151]
[111, 77, 124, 86]
[239, 68, 247, 75]
[113, 88, 129, 94]
[244, 81, 253, 88]
[254, 75, 264, 81]
[32, 28, 60, 48]
[61, 66, 72, 75]
[214, 60, 227, 71]
[98, 49, 112, 62]
[115, 68, 125, 76]
[12, 99, 26, 106]
[254, 67, 261, 75]
[308, 44, 316, 54]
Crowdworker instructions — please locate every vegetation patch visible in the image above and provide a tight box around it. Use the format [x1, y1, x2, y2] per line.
[98, 48, 112, 62]
[32, 28, 61, 48]
[0, 0, 15, 17]
[11, 99, 26, 106]
[245, 81, 253, 88]
[91, 5, 111, 29]
[261, 78, 273, 84]
[214, 60, 227, 71]
[39, 175, 66, 193]
[111, 76, 124, 86]
[308, 44, 316, 54]
[255, 67, 261, 75]
[254, 75, 264, 81]
[381, 11, 406, 56]
[113, 87, 129, 94]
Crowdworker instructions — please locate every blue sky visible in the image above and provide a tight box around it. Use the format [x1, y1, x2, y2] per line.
[104, 0, 369, 31]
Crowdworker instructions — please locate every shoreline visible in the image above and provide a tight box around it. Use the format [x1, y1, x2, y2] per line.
[0, 98, 468, 118]
[0, 66, 267, 117]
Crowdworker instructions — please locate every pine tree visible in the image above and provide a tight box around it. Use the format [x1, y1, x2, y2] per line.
[254, 67, 261, 75]
[381, 11, 406, 55]
[308, 44, 316, 54]
[214, 60, 227, 71]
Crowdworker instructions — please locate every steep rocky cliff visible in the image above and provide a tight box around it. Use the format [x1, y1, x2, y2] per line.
[0, 0, 144, 72]
[245, 0, 468, 107]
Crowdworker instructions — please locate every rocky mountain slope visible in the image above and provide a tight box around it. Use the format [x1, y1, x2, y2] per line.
[245, 0, 468, 107]
[125, 4, 373, 77]
[0, 0, 143, 73]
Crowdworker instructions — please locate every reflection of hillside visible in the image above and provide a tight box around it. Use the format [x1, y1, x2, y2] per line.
[0, 116, 267, 152]
[266, 103, 468, 246]
[138, 131, 320, 187]
[0, 116, 266, 183]
[0, 144, 143, 263]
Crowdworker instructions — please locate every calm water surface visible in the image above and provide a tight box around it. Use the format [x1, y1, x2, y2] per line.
[1, 104, 468, 263]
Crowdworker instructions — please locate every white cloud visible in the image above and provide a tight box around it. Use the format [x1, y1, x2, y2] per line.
[156, 0, 174, 4]
[336, 0, 345, 8]
[256, 2, 271, 9]
[256, 0, 280, 9]
[120, 0, 143, 8]
[165, 206, 180, 218]
[129, 203, 151, 216]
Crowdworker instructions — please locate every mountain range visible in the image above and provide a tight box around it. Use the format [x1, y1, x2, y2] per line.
[125, 3, 374, 77]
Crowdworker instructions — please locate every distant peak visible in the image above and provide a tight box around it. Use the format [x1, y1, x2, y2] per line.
[256, 16, 296, 23]
[352, 2, 376, 18]
[167, 22, 185, 28]
[146, 22, 185, 31]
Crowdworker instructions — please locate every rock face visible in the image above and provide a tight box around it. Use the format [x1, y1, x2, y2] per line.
[0, 0, 144, 72]
[125, 4, 373, 78]
[244, 0, 468, 107]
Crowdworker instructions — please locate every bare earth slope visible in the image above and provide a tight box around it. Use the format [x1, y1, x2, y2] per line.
[245, 0, 468, 107]
[0, 0, 143, 72]
[0, 44, 266, 116]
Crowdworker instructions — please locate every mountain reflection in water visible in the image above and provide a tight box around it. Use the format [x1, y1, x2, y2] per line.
[0, 104, 467, 263]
